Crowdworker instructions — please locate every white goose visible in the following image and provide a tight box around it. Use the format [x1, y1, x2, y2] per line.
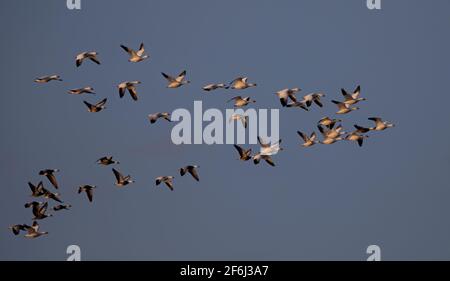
[23, 221, 48, 239]
[68, 87, 95, 95]
[331, 100, 359, 114]
[368, 117, 395, 131]
[227, 96, 255, 108]
[83, 98, 107, 113]
[34, 75, 62, 83]
[345, 131, 369, 147]
[229, 77, 257, 90]
[118, 81, 141, 101]
[76, 51, 100, 67]
[297, 131, 317, 147]
[161, 70, 190, 88]
[156, 176, 175, 191]
[275, 88, 300, 107]
[148, 113, 171, 124]
[302, 93, 325, 108]
[341, 85, 365, 105]
[203, 83, 229, 91]
[120, 43, 149, 63]
[229, 114, 249, 128]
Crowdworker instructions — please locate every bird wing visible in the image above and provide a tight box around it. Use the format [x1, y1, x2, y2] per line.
[96, 98, 107, 107]
[136, 43, 145, 56]
[112, 168, 123, 182]
[86, 189, 94, 202]
[352, 85, 361, 99]
[176, 70, 187, 82]
[297, 131, 308, 142]
[161, 72, 175, 82]
[233, 144, 244, 157]
[128, 87, 138, 101]
[258, 136, 270, 148]
[188, 168, 200, 181]
[120, 44, 133, 55]
[47, 174, 59, 189]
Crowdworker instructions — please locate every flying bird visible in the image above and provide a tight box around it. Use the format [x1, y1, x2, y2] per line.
[8, 224, 27, 236]
[118, 81, 141, 101]
[318, 117, 342, 129]
[120, 43, 149, 63]
[331, 100, 359, 114]
[368, 117, 395, 131]
[42, 189, 63, 203]
[202, 83, 229, 91]
[96, 156, 119, 166]
[68, 87, 95, 95]
[76, 51, 100, 67]
[161, 70, 190, 88]
[345, 131, 369, 147]
[34, 75, 62, 83]
[156, 176, 175, 191]
[83, 98, 107, 113]
[286, 100, 309, 111]
[28, 181, 45, 197]
[53, 204, 71, 211]
[25, 201, 52, 220]
[229, 114, 249, 128]
[112, 168, 134, 187]
[341, 86, 365, 105]
[179, 165, 200, 182]
[233, 144, 252, 161]
[258, 137, 283, 155]
[353, 124, 371, 134]
[317, 124, 345, 140]
[297, 131, 318, 147]
[253, 153, 276, 167]
[78, 185, 96, 202]
[275, 88, 300, 107]
[148, 112, 171, 124]
[39, 169, 60, 189]
[23, 221, 48, 238]
[227, 96, 255, 108]
[229, 77, 257, 90]
[302, 93, 325, 108]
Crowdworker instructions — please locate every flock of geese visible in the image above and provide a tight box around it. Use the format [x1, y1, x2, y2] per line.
[10, 42, 394, 239]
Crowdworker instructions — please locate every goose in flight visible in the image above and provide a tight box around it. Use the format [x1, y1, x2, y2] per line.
[120, 43, 149, 63]
[76, 51, 100, 67]
[227, 96, 255, 108]
[302, 93, 325, 108]
[320, 136, 343, 145]
[345, 131, 369, 147]
[8, 224, 27, 236]
[233, 144, 252, 161]
[286, 100, 309, 111]
[180, 165, 200, 182]
[39, 169, 60, 189]
[84, 98, 107, 113]
[148, 112, 172, 124]
[318, 117, 342, 129]
[118, 81, 141, 101]
[353, 124, 371, 134]
[68, 87, 95, 95]
[253, 153, 275, 167]
[341, 85, 365, 105]
[161, 70, 190, 88]
[97, 156, 119, 166]
[368, 117, 395, 131]
[258, 137, 283, 155]
[229, 77, 257, 90]
[317, 124, 345, 140]
[112, 168, 134, 187]
[25, 201, 52, 220]
[156, 176, 175, 191]
[229, 114, 249, 128]
[53, 204, 71, 211]
[34, 75, 62, 83]
[297, 131, 318, 147]
[23, 221, 48, 239]
[203, 83, 229, 91]
[275, 88, 300, 107]
[78, 185, 96, 202]
[331, 100, 359, 114]
[28, 181, 45, 197]
[42, 188, 63, 203]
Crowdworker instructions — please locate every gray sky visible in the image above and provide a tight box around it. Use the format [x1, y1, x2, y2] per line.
[1, 0, 450, 260]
